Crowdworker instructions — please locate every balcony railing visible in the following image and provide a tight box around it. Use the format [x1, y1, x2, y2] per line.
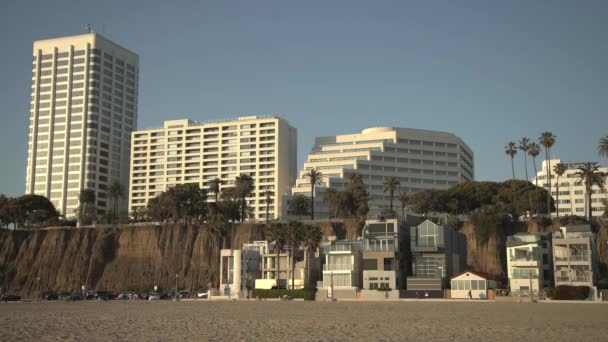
[322, 244, 354, 253]
[363, 245, 395, 252]
[509, 256, 538, 262]
[323, 264, 354, 271]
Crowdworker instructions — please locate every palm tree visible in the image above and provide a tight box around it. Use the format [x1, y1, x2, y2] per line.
[301, 224, 323, 288]
[235, 174, 254, 222]
[383, 176, 400, 213]
[288, 193, 310, 220]
[397, 191, 409, 220]
[107, 179, 125, 224]
[267, 223, 287, 288]
[553, 163, 568, 218]
[528, 142, 541, 214]
[264, 190, 274, 224]
[285, 221, 304, 289]
[209, 178, 222, 203]
[505, 142, 517, 179]
[539, 132, 556, 215]
[303, 168, 324, 220]
[78, 189, 95, 226]
[599, 136, 608, 159]
[519, 138, 533, 213]
[573, 162, 606, 221]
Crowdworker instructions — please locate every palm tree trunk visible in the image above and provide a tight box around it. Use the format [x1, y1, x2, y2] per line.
[586, 182, 592, 221]
[276, 248, 281, 289]
[291, 246, 295, 289]
[266, 203, 269, 224]
[390, 190, 394, 211]
[546, 148, 552, 216]
[113, 196, 118, 224]
[532, 157, 539, 215]
[555, 176, 560, 218]
[241, 196, 246, 222]
[523, 154, 532, 215]
[304, 248, 309, 289]
[310, 184, 315, 220]
[511, 157, 515, 179]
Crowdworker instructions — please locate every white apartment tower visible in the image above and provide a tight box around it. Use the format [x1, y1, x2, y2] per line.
[285, 127, 474, 219]
[532, 159, 608, 218]
[26, 33, 139, 218]
[128, 115, 297, 221]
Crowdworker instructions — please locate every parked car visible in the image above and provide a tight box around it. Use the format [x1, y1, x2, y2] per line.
[43, 292, 59, 300]
[148, 293, 161, 301]
[1, 294, 21, 302]
[177, 290, 190, 299]
[159, 292, 170, 300]
[85, 291, 95, 300]
[94, 291, 113, 300]
[116, 292, 138, 300]
[196, 291, 209, 299]
[139, 292, 149, 300]
[58, 292, 71, 301]
[68, 293, 84, 301]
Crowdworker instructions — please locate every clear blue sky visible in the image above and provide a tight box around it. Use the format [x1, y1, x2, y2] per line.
[1, 0, 607, 196]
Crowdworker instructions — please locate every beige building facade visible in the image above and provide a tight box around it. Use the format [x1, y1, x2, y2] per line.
[285, 127, 474, 219]
[26, 33, 139, 217]
[128, 115, 296, 221]
[532, 159, 608, 218]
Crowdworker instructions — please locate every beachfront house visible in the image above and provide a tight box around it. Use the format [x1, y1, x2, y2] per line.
[506, 232, 553, 295]
[257, 242, 305, 289]
[406, 220, 466, 293]
[220, 241, 268, 298]
[361, 219, 404, 290]
[552, 225, 597, 291]
[450, 271, 498, 299]
[317, 240, 362, 299]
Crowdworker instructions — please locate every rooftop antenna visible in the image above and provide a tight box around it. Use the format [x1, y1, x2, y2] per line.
[85, 24, 92, 34]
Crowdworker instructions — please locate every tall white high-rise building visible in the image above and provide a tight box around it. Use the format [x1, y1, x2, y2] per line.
[25, 33, 139, 218]
[532, 159, 608, 218]
[284, 127, 474, 219]
[128, 115, 297, 221]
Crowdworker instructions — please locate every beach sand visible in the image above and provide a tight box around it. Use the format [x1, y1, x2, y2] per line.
[0, 300, 607, 341]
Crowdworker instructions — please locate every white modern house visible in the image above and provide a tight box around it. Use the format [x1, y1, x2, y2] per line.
[450, 271, 498, 299]
[506, 232, 553, 295]
[320, 241, 362, 294]
[219, 241, 268, 298]
[552, 225, 597, 289]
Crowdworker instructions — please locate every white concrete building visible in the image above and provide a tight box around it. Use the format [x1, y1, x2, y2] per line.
[26, 32, 139, 218]
[284, 127, 474, 219]
[219, 241, 268, 298]
[128, 115, 297, 221]
[506, 232, 553, 295]
[532, 159, 608, 218]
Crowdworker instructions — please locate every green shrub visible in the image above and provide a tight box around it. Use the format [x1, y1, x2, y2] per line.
[376, 288, 392, 292]
[252, 289, 316, 301]
[597, 278, 608, 290]
[554, 286, 590, 300]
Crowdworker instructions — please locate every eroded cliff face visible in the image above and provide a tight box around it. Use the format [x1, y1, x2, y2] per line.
[0, 221, 361, 297]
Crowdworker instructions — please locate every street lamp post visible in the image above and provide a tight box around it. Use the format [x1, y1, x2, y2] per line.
[330, 271, 334, 301]
[175, 274, 179, 301]
[529, 271, 534, 302]
[37, 277, 40, 301]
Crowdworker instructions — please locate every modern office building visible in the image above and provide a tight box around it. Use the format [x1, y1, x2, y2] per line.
[552, 225, 597, 289]
[361, 219, 404, 290]
[506, 232, 553, 294]
[128, 115, 297, 221]
[26, 32, 139, 218]
[284, 127, 474, 219]
[532, 159, 608, 218]
[407, 220, 466, 291]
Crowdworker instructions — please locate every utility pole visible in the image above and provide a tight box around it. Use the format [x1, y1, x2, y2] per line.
[175, 274, 179, 301]
[330, 271, 334, 301]
[37, 277, 40, 301]
[529, 271, 534, 302]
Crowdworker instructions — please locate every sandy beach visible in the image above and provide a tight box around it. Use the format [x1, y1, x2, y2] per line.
[0, 300, 607, 341]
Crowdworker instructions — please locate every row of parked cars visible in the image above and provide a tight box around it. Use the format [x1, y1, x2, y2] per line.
[39, 290, 199, 301]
